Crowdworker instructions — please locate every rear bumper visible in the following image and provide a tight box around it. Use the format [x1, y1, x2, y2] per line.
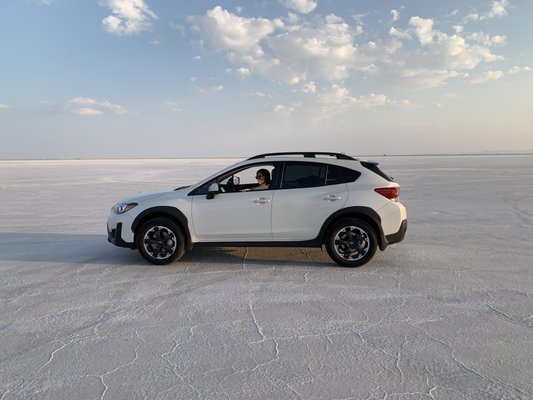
[107, 223, 136, 249]
[385, 219, 407, 246]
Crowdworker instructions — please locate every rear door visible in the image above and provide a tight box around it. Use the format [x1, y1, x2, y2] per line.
[271, 162, 349, 240]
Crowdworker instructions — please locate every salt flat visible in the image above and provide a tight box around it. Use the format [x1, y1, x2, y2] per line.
[0, 156, 532, 400]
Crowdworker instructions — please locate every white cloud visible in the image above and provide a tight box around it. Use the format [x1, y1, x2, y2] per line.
[303, 81, 316, 93]
[381, 16, 504, 89]
[67, 97, 126, 116]
[470, 65, 533, 84]
[165, 102, 183, 112]
[273, 104, 296, 116]
[409, 16, 435, 45]
[508, 66, 533, 74]
[267, 14, 363, 83]
[453, 25, 464, 34]
[468, 32, 507, 47]
[470, 70, 504, 84]
[466, 0, 510, 22]
[190, 77, 225, 93]
[0, 103, 10, 109]
[236, 67, 251, 77]
[486, 0, 510, 19]
[316, 85, 412, 119]
[76, 108, 104, 116]
[189, 7, 365, 85]
[188, 6, 282, 53]
[280, 0, 317, 14]
[391, 9, 400, 22]
[188, 7, 507, 91]
[102, 0, 157, 36]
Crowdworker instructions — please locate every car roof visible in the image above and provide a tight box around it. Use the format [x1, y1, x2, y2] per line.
[247, 152, 356, 161]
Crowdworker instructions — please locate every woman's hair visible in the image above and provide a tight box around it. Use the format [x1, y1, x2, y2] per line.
[257, 168, 271, 184]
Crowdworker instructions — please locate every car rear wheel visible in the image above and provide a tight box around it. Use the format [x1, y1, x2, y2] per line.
[326, 218, 377, 267]
[136, 218, 185, 265]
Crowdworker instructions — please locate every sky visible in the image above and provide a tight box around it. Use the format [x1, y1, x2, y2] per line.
[0, 0, 532, 158]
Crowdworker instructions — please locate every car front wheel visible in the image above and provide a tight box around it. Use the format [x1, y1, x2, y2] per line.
[136, 218, 185, 265]
[326, 218, 377, 267]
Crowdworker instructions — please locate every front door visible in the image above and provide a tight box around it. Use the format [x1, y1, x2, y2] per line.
[191, 191, 273, 241]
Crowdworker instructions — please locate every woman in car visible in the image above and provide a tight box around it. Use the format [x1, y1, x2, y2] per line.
[241, 169, 270, 191]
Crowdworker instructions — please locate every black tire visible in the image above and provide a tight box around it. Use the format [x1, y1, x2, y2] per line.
[136, 218, 185, 265]
[325, 218, 377, 267]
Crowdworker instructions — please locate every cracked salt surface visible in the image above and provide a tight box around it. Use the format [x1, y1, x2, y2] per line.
[1, 156, 532, 400]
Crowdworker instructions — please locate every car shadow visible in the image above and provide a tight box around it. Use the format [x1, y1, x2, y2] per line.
[0, 232, 334, 268]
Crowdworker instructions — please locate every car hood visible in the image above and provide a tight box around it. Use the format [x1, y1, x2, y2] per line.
[120, 185, 191, 204]
[119, 190, 168, 204]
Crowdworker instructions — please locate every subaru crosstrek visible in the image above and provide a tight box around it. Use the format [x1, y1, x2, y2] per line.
[107, 152, 407, 267]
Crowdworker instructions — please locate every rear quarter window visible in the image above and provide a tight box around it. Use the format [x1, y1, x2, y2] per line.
[326, 165, 361, 185]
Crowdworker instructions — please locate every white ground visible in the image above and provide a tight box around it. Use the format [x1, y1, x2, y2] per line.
[1, 156, 532, 400]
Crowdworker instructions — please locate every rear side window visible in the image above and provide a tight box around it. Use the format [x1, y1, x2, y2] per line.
[280, 163, 360, 189]
[282, 162, 326, 189]
[326, 165, 361, 185]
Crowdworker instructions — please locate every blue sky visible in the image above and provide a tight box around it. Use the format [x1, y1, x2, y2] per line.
[0, 0, 532, 158]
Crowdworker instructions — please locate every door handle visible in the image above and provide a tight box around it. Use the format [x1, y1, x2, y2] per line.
[253, 197, 271, 204]
[323, 195, 342, 202]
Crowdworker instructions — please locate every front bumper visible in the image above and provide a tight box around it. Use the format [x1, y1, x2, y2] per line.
[107, 222, 136, 249]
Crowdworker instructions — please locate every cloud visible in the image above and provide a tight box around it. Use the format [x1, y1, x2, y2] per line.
[267, 14, 363, 83]
[280, 0, 317, 14]
[165, 102, 183, 112]
[468, 32, 506, 47]
[470, 65, 533, 84]
[302, 81, 316, 93]
[189, 77, 225, 93]
[189, 7, 363, 85]
[391, 9, 400, 22]
[470, 70, 504, 84]
[409, 16, 435, 45]
[484, 0, 510, 19]
[508, 66, 533, 74]
[382, 16, 504, 89]
[67, 97, 126, 116]
[188, 6, 282, 53]
[273, 104, 296, 116]
[315, 85, 412, 119]
[0, 103, 10, 109]
[188, 6, 508, 91]
[227, 67, 251, 78]
[101, 0, 157, 35]
[466, 0, 510, 22]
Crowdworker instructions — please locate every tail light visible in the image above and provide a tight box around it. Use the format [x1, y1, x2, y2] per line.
[374, 187, 399, 202]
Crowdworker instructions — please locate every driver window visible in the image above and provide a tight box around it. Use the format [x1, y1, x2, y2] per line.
[196, 164, 274, 195]
[234, 165, 274, 191]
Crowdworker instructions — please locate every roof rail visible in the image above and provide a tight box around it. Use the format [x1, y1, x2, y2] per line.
[247, 152, 356, 160]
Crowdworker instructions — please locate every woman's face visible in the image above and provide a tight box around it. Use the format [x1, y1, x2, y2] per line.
[256, 173, 265, 184]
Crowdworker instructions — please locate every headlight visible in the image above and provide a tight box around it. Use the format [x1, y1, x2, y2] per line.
[112, 202, 138, 214]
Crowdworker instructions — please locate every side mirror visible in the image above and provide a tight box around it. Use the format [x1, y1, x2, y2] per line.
[233, 176, 240, 185]
[206, 183, 219, 200]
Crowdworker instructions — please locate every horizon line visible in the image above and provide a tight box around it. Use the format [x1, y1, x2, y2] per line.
[1, 152, 533, 161]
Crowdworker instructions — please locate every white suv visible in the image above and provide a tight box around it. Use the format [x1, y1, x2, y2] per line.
[107, 152, 407, 267]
